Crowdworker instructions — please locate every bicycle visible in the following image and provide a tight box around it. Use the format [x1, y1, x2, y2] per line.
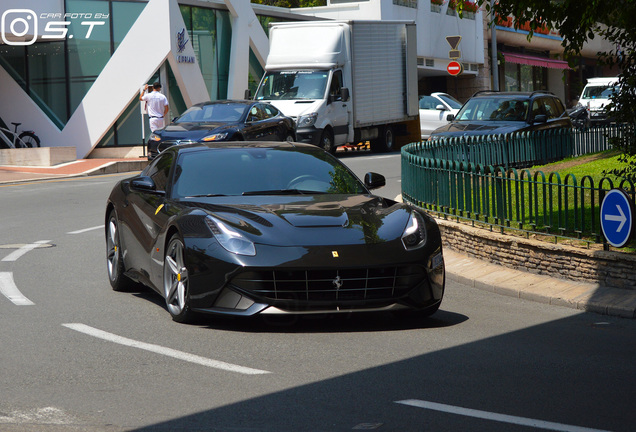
[0, 122, 41, 149]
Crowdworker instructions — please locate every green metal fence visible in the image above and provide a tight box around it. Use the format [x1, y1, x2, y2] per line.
[401, 125, 636, 246]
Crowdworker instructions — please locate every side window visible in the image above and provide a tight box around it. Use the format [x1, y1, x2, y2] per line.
[531, 100, 544, 119]
[419, 96, 437, 110]
[551, 97, 565, 117]
[249, 106, 264, 122]
[542, 98, 557, 119]
[329, 70, 343, 101]
[146, 152, 173, 192]
[261, 104, 278, 119]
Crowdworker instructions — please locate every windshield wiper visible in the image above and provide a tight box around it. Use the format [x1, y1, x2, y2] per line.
[184, 194, 228, 198]
[242, 189, 326, 196]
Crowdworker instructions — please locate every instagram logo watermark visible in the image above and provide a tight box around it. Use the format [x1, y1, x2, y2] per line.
[1, 9, 38, 46]
[1, 8, 108, 46]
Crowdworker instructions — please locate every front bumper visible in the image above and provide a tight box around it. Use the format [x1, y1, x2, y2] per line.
[185, 240, 445, 317]
[296, 126, 323, 145]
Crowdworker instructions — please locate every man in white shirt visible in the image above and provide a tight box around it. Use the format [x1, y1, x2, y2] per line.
[140, 82, 169, 132]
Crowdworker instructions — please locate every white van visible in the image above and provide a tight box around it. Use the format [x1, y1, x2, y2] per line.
[579, 77, 619, 124]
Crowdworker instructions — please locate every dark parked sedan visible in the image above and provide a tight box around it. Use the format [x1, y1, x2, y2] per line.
[429, 91, 572, 139]
[146, 100, 296, 159]
[106, 142, 445, 323]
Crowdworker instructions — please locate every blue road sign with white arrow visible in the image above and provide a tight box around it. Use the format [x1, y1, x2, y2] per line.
[600, 189, 634, 248]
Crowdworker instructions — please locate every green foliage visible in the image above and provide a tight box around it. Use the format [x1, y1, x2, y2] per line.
[474, 0, 636, 181]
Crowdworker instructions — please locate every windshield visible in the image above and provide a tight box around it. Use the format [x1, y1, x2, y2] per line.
[256, 71, 329, 100]
[173, 147, 366, 198]
[582, 85, 618, 99]
[437, 94, 462, 109]
[455, 98, 529, 122]
[176, 103, 248, 123]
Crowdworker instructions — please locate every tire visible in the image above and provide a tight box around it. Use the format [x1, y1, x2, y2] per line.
[318, 128, 335, 154]
[18, 131, 40, 148]
[371, 126, 394, 153]
[106, 212, 137, 292]
[163, 234, 195, 323]
[285, 133, 295, 142]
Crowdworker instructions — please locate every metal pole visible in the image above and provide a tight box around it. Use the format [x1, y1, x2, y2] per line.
[491, 0, 499, 91]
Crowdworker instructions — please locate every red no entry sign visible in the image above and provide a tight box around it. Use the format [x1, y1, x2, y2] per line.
[447, 61, 462, 76]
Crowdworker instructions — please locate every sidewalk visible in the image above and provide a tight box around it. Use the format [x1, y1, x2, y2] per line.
[0, 158, 147, 184]
[2, 159, 635, 319]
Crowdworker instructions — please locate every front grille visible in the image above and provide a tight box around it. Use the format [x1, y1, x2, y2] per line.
[230, 266, 426, 303]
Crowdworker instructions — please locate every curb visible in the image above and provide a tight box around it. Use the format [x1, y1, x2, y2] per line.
[444, 250, 636, 318]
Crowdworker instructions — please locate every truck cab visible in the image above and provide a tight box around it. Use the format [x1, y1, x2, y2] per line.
[255, 69, 350, 153]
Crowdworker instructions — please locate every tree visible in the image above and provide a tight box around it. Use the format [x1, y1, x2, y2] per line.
[475, 0, 636, 182]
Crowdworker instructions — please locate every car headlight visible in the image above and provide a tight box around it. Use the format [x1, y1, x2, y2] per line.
[401, 211, 427, 250]
[297, 113, 318, 128]
[149, 133, 161, 141]
[202, 132, 229, 142]
[205, 216, 256, 256]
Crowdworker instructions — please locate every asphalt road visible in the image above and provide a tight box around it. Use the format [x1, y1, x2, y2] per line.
[1, 151, 635, 432]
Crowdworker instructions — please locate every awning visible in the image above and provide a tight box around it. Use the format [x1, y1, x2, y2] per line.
[502, 52, 571, 70]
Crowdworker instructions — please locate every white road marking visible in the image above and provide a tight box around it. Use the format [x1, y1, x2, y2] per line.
[63, 323, 271, 375]
[67, 225, 104, 234]
[0, 272, 35, 305]
[1, 240, 51, 262]
[0, 407, 76, 425]
[396, 399, 612, 432]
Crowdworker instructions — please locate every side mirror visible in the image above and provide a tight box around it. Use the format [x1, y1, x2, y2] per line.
[364, 172, 386, 190]
[446, 114, 455, 121]
[534, 114, 548, 124]
[244, 89, 252, 100]
[131, 176, 164, 195]
[436, 104, 447, 111]
[340, 87, 350, 102]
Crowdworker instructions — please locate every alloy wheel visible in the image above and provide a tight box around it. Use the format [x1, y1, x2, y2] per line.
[164, 237, 189, 317]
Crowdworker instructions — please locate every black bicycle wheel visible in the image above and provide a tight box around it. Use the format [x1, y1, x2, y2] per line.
[18, 131, 40, 148]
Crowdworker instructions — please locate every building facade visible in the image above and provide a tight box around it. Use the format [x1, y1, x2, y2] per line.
[0, 0, 616, 159]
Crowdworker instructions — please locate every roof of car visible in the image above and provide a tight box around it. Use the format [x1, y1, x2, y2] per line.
[470, 90, 557, 99]
[192, 99, 258, 107]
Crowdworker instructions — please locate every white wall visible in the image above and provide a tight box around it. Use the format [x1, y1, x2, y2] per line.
[296, 0, 485, 76]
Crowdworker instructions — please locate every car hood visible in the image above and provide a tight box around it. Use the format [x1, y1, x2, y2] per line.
[431, 121, 529, 137]
[156, 122, 233, 140]
[182, 195, 410, 247]
[260, 99, 322, 119]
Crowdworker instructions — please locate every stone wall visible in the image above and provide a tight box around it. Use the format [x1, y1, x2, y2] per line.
[435, 218, 636, 290]
[0, 147, 76, 166]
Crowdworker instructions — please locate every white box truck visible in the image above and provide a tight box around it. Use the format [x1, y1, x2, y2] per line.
[254, 20, 420, 153]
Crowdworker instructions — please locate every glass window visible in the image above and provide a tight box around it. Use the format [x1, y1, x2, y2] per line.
[28, 42, 68, 124]
[173, 147, 365, 198]
[0, 45, 27, 90]
[66, 0, 112, 114]
[437, 94, 462, 109]
[531, 100, 544, 119]
[147, 152, 173, 192]
[329, 70, 343, 101]
[113, 2, 147, 50]
[419, 96, 438, 110]
[261, 104, 278, 118]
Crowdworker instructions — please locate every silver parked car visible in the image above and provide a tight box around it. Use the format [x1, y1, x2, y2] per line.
[419, 92, 462, 139]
